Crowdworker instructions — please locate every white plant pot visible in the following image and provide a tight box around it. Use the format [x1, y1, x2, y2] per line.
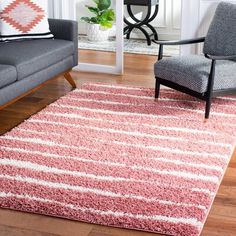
[86, 23, 110, 42]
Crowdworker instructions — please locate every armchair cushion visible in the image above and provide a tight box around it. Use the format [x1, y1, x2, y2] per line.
[203, 2, 236, 60]
[154, 55, 236, 93]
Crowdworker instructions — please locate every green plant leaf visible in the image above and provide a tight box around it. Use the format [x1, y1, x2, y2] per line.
[80, 17, 91, 23]
[92, 17, 100, 24]
[98, 0, 111, 11]
[100, 20, 113, 28]
[101, 9, 115, 21]
[87, 6, 99, 15]
[81, 0, 115, 28]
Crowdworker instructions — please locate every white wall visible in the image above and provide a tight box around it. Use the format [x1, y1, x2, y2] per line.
[181, 0, 236, 55]
[77, 0, 181, 40]
[198, 0, 236, 36]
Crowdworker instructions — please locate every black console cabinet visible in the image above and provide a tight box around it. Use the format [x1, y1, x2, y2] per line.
[124, 0, 159, 45]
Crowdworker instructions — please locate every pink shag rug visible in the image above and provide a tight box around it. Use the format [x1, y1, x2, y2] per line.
[0, 83, 235, 236]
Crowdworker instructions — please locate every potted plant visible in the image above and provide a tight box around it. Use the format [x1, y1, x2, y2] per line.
[81, 0, 115, 42]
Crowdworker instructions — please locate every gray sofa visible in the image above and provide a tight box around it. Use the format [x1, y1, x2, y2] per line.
[0, 19, 78, 108]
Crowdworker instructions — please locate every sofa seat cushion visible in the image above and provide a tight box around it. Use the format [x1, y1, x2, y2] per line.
[0, 64, 17, 88]
[154, 55, 236, 93]
[0, 39, 74, 80]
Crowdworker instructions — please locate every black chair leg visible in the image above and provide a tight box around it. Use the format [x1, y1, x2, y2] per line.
[155, 80, 160, 99]
[205, 60, 216, 119]
[205, 98, 212, 119]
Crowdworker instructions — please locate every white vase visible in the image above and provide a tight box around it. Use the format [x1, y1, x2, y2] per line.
[86, 23, 110, 42]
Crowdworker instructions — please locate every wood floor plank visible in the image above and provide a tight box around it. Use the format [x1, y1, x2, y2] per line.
[88, 225, 160, 236]
[201, 215, 236, 236]
[0, 209, 93, 236]
[0, 50, 235, 236]
[0, 224, 59, 236]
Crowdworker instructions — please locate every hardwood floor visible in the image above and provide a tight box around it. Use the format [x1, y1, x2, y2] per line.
[0, 50, 235, 236]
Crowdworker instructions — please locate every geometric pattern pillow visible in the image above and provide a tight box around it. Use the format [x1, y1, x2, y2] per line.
[0, 0, 54, 42]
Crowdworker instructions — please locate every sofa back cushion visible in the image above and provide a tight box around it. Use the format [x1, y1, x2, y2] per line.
[0, 0, 54, 42]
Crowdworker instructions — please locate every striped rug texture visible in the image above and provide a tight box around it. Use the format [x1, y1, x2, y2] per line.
[0, 83, 235, 236]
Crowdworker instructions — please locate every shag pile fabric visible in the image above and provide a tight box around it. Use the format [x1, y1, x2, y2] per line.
[0, 83, 235, 236]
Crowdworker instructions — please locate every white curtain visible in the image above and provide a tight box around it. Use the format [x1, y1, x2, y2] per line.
[47, 0, 54, 18]
[47, 0, 76, 20]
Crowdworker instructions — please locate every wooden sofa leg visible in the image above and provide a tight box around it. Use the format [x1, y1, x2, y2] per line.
[64, 72, 76, 88]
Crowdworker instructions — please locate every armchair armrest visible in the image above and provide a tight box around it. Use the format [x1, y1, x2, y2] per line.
[48, 19, 78, 66]
[154, 37, 205, 60]
[205, 54, 236, 61]
[153, 37, 205, 46]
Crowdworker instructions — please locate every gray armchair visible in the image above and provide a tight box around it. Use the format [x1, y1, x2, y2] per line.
[154, 2, 236, 119]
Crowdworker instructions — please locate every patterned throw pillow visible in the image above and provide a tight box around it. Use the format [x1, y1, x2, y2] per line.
[0, 0, 54, 42]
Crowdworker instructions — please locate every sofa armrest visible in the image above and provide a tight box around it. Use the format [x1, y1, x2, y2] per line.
[48, 18, 78, 66]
